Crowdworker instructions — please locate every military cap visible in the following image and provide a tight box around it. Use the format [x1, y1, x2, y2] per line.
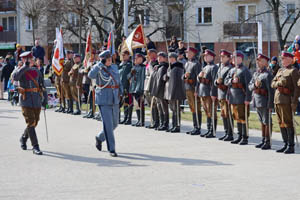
[122, 50, 130, 55]
[271, 56, 278, 62]
[186, 47, 198, 55]
[148, 49, 157, 54]
[232, 50, 245, 59]
[66, 50, 74, 54]
[99, 50, 111, 59]
[158, 51, 168, 58]
[73, 53, 81, 59]
[20, 51, 33, 59]
[257, 53, 270, 62]
[281, 51, 294, 58]
[220, 49, 231, 57]
[204, 49, 216, 57]
[135, 53, 145, 58]
[168, 52, 178, 59]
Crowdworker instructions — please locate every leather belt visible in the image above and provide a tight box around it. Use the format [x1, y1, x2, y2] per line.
[200, 78, 210, 84]
[18, 87, 40, 100]
[254, 88, 267, 96]
[232, 83, 243, 89]
[277, 87, 291, 95]
[184, 79, 194, 84]
[218, 84, 228, 91]
[98, 85, 119, 89]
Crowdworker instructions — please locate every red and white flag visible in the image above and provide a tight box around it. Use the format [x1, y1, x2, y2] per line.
[123, 24, 146, 55]
[83, 30, 92, 68]
[52, 28, 64, 75]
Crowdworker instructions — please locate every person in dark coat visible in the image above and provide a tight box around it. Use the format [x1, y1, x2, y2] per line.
[168, 36, 179, 52]
[268, 56, 280, 77]
[146, 36, 156, 50]
[31, 40, 45, 63]
[165, 52, 185, 133]
[176, 41, 186, 56]
[1, 57, 14, 91]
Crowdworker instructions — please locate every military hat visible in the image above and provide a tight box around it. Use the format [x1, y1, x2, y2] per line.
[271, 56, 278, 62]
[232, 50, 245, 59]
[204, 49, 216, 57]
[186, 47, 198, 55]
[148, 49, 157, 54]
[135, 53, 145, 58]
[66, 50, 74, 54]
[257, 53, 270, 62]
[20, 51, 33, 59]
[158, 51, 168, 58]
[281, 51, 294, 58]
[168, 52, 178, 59]
[73, 53, 81, 58]
[99, 50, 111, 59]
[220, 49, 231, 57]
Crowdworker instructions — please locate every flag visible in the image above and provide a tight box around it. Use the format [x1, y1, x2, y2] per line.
[122, 24, 146, 55]
[83, 30, 92, 68]
[107, 28, 115, 55]
[52, 28, 64, 75]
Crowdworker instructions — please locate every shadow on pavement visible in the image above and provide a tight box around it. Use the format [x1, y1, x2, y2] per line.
[43, 151, 147, 168]
[0, 115, 18, 119]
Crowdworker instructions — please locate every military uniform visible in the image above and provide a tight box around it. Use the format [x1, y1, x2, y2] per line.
[69, 59, 83, 115]
[119, 60, 133, 124]
[53, 70, 65, 112]
[197, 49, 218, 138]
[88, 51, 122, 157]
[13, 51, 47, 155]
[183, 47, 202, 135]
[80, 65, 95, 118]
[249, 54, 274, 149]
[165, 58, 185, 133]
[128, 61, 146, 127]
[224, 51, 252, 145]
[62, 57, 74, 113]
[271, 52, 300, 154]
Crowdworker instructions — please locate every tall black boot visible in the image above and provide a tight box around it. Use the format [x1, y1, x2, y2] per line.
[125, 106, 133, 125]
[132, 110, 141, 126]
[168, 113, 176, 132]
[67, 99, 74, 114]
[20, 128, 28, 150]
[186, 113, 197, 134]
[156, 112, 164, 130]
[256, 124, 266, 148]
[120, 105, 128, 124]
[59, 99, 66, 113]
[284, 128, 295, 154]
[219, 118, 229, 140]
[171, 111, 180, 133]
[190, 113, 200, 135]
[140, 105, 145, 127]
[262, 125, 271, 150]
[276, 128, 288, 153]
[73, 101, 81, 115]
[28, 127, 42, 155]
[231, 123, 242, 144]
[55, 104, 63, 112]
[200, 117, 211, 137]
[224, 117, 234, 141]
[239, 124, 248, 145]
[206, 118, 217, 138]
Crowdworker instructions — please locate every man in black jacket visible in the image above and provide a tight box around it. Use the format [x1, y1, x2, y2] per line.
[1, 57, 14, 91]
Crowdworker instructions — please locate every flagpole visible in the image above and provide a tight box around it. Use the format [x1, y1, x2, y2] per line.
[124, 0, 129, 37]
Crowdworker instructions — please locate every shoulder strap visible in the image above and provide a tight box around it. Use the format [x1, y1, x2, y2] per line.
[102, 67, 117, 86]
[26, 71, 40, 90]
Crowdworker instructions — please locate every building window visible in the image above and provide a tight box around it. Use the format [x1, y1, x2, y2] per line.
[68, 13, 79, 27]
[25, 17, 32, 31]
[237, 5, 256, 22]
[1, 16, 16, 31]
[144, 9, 150, 26]
[2, 18, 8, 31]
[197, 7, 212, 24]
[286, 3, 296, 23]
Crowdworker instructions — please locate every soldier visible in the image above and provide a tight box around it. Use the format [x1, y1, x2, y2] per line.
[68, 54, 83, 115]
[61, 50, 74, 114]
[224, 51, 252, 145]
[144, 49, 160, 129]
[53, 66, 65, 113]
[249, 53, 274, 150]
[183, 47, 202, 135]
[271, 51, 299, 154]
[165, 52, 185, 133]
[88, 50, 122, 157]
[119, 50, 133, 124]
[151, 52, 169, 131]
[13, 51, 47, 155]
[128, 53, 146, 127]
[197, 49, 218, 138]
[215, 50, 234, 141]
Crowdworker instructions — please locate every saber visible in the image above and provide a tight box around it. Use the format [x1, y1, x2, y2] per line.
[227, 102, 235, 135]
[268, 110, 272, 146]
[194, 92, 200, 129]
[212, 99, 216, 136]
[77, 88, 81, 109]
[86, 89, 92, 114]
[149, 96, 155, 125]
[43, 109, 49, 143]
[245, 105, 249, 137]
[177, 100, 180, 127]
[292, 114, 299, 147]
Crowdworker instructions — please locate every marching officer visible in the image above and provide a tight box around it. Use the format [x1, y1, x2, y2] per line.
[249, 53, 274, 150]
[88, 50, 122, 157]
[214, 50, 234, 141]
[224, 51, 252, 145]
[128, 53, 146, 127]
[165, 52, 186, 133]
[183, 47, 202, 135]
[61, 50, 74, 114]
[119, 50, 133, 124]
[68, 54, 83, 115]
[271, 51, 299, 154]
[197, 49, 218, 138]
[13, 51, 47, 155]
[152, 52, 169, 131]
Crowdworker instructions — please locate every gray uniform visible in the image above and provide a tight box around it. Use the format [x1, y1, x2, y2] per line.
[88, 62, 122, 152]
[214, 63, 232, 100]
[197, 62, 218, 97]
[128, 64, 146, 95]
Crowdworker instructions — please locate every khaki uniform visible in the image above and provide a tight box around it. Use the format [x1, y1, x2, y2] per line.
[61, 59, 74, 99]
[69, 63, 83, 102]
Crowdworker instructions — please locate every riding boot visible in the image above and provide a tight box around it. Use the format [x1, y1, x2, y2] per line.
[132, 110, 141, 126]
[190, 113, 200, 135]
[239, 124, 248, 145]
[284, 128, 295, 154]
[200, 117, 211, 137]
[67, 99, 74, 114]
[124, 106, 133, 125]
[206, 118, 217, 138]
[73, 101, 81, 115]
[55, 104, 63, 112]
[28, 127, 42, 155]
[231, 123, 242, 144]
[141, 105, 145, 127]
[120, 105, 128, 124]
[186, 113, 197, 134]
[219, 118, 228, 140]
[256, 124, 266, 148]
[20, 128, 29, 150]
[167, 114, 176, 132]
[224, 117, 234, 141]
[276, 128, 288, 153]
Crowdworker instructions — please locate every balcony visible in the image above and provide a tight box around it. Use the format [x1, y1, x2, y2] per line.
[223, 22, 257, 38]
[0, 0, 16, 12]
[0, 31, 16, 42]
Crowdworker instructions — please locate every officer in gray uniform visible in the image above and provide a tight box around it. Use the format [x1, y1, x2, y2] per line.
[119, 50, 133, 124]
[127, 53, 146, 127]
[214, 49, 234, 141]
[165, 52, 186, 133]
[13, 51, 47, 155]
[88, 50, 122, 157]
[224, 51, 252, 145]
[249, 53, 274, 150]
[197, 49, 218, 138]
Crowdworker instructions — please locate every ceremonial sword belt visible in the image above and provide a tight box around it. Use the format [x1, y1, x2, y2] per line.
[232, 83, 244, 89]
[18, 87, 41, 100]
[200, 78, 210, 84]
[97, 84, 119, 89]
[217, 84, 228, 91]
[184, 79, 194, 84]
[254, 88, 268, 96]
[277, 87, 291, 95]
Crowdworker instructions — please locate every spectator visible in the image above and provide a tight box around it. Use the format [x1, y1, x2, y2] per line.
[1, 57, 14, 91]
[283, 44, 289, 52]
[293, 42, 300, 69]
[168, 36, 179, 52]
[14, 44, 24, 63]
[176, 41, 187, 56]
[268, 56, 280, 76]
[32, 40, 45, 63]
[146, 36, 156, 50]
[35, 58, 44, 79]
[0, 56, 4, 99]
